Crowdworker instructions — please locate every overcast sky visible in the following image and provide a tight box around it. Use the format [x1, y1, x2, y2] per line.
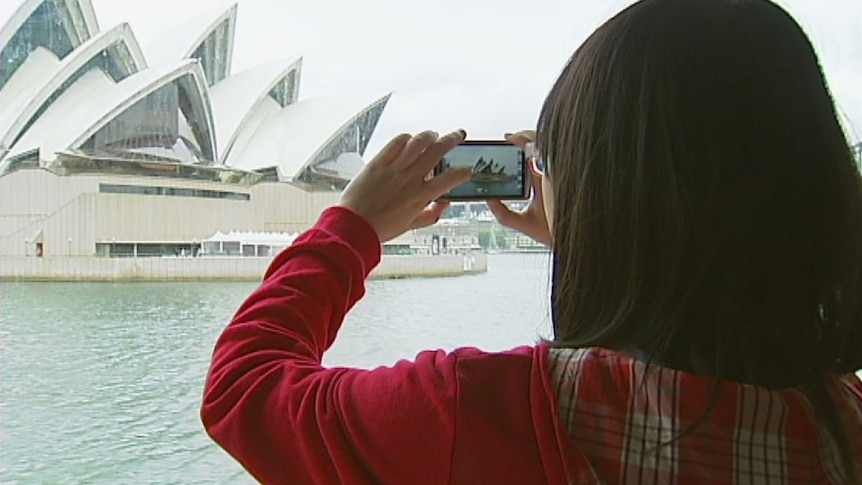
[5, 0, 861, 156]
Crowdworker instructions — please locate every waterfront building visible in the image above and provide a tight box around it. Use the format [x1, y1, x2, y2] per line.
[0, 0, 390, 260]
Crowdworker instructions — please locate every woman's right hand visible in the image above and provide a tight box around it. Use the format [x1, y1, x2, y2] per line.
[487, 130, 553, 246]
[338, 130, 472, 243]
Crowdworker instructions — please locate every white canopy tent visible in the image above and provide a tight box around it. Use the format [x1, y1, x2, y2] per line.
[201, 230, 298, 257]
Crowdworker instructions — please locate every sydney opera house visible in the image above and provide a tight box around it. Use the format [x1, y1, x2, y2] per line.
[0, 0, 392, 263]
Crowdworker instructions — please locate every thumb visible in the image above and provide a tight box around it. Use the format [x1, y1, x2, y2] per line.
[426, 167, 473, 200]
[410, 201, 451, 229]
[527, 159, 544, 197]
[487, 199, 517, 226]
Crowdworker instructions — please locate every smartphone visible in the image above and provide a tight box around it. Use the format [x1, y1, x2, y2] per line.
[436, 141, 529, 200]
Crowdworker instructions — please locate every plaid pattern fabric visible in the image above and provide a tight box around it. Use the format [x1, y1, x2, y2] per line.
[548, 347, 862, 484]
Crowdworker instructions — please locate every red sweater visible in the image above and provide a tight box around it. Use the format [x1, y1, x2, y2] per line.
[202, 207, 862, 484]
[201, 207, 570, 484]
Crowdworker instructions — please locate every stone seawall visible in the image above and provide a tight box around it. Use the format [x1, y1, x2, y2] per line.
[0, 254, 488, 281]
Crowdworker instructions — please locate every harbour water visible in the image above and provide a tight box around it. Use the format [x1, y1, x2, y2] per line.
[0, 253, 553, 484]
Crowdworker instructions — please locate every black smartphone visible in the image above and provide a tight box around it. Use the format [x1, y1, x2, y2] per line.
[435, 140, 529, 200]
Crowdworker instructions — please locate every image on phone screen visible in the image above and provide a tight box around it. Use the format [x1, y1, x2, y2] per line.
[438, 142, 527, 200]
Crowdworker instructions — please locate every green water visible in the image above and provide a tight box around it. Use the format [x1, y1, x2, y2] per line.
[1, 254, 553, 484]
[4, 253, 861, 483]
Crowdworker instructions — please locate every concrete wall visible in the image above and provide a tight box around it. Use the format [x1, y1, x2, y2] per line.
[0, 169, 97, 255]
[92, 193, 260, 244]
[0, 169, 498, 282]
[0, 253, 488, 281]
[253, 182, 341, 234]
[0, 169, 344, 257]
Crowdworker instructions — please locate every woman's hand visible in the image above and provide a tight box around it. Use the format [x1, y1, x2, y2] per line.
[487, 130, 553, 246]
[338, 130, 473, 242]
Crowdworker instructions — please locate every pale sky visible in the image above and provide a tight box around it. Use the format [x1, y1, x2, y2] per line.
[4, 0, 861, 156]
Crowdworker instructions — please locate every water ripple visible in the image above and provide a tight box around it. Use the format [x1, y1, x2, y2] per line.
[2, 255, 551, 483]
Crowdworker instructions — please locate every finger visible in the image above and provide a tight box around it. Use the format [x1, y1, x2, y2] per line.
[434, 200, 451, 213]
[415, 129, 466, 175]
[488, 199, 550, 245]
[410, 201, 451, 229]
[488, 200, 538, 236]
[487, 199, 518, 226]
[503, 134, 531, 148]
[424, 167, 472, 200]
[527, 158, 544, 196]
[503, 130, 536, 148]
[369, 133, 412, 166]
[393, 131, 438, 168]
[513, 129, 537, 140]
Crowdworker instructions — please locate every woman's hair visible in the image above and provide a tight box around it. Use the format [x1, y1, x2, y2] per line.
[538, 0, 861, 478]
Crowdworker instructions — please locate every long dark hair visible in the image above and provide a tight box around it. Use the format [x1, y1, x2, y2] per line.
[538, 0, 862, 479]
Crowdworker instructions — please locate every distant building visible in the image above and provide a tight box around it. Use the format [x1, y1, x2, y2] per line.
[0, 0, 390, 259]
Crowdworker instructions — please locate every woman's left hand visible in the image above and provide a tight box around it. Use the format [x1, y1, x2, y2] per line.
[487, 131, 553, 246]
[338, 130, 473, 242]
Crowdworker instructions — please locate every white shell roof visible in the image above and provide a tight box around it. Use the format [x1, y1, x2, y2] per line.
[0, 0, 392, 183]
[227, 93, 391, 177]
[0, 23, 146, 157]
[209, 58, 301, 163]
[0, 0, 99, 54]
[141, 3, 236, 75]
[7, 60, 211, 162]
[0, 47, 61, 143]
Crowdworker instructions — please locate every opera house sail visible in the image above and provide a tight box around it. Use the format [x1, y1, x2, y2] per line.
[0, 0, 391, 273]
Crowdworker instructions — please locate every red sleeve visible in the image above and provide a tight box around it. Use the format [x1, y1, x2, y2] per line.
[200, 206, 460, 485]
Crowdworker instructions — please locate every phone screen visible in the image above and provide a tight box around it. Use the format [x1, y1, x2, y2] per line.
[437, 141, 528, 200]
